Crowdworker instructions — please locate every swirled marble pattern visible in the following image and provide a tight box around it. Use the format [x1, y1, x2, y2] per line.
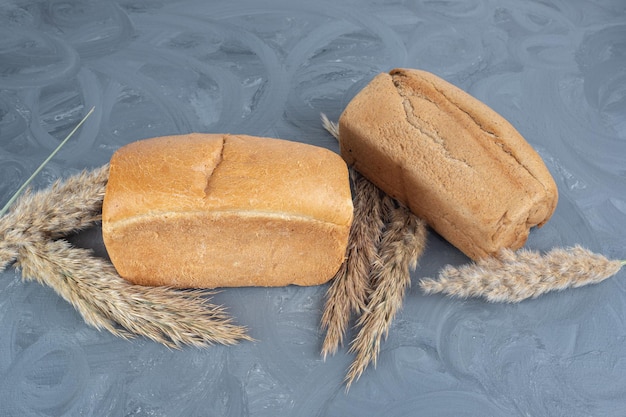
[1, 0, 625, 415]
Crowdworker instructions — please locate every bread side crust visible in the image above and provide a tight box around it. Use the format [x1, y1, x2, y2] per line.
[103, 211, 348, 288]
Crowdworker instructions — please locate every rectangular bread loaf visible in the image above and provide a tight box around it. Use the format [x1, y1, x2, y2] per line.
[338, 68, 558, 260]
[102, 133, 353, 288]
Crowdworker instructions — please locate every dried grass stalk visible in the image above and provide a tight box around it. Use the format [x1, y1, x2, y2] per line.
[0, 165, 109, 269]
[321, 113, 340, 140]
[345, 199, 427, 388]
[16, 239, 251, 347]
[1, 165, 109, 239]
[0, 107, 95, 218]
[321, 170, 385, 358]
[420, 245, 624, 303]
[1, 109, 100, 269]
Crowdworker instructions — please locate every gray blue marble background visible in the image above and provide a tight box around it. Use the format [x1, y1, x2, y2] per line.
[1, 0, 626, 415]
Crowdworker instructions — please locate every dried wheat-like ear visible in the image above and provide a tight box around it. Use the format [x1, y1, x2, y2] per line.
[1, 108, 99, 268]
[0, 167, 252, 347]
[345, 198, 427, 389]
[0, 167, 107, 271]
[320, 114, 388, 358]
[321, 169, 385, 358]
[16, 239, 251, 347]
[420, 245, 624, 303]
[1, 165, 109, 240]
[319, 113, 429, 387]
[321, 113, 340, 139]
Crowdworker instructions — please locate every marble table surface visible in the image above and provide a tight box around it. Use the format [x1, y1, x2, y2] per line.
[1, 0, 625, 416]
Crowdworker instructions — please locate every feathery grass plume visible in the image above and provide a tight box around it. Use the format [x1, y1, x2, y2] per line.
[345, 199, 427, 389]
[0, 165, 109, 271]
[319, 113, 389, 358]
[420, 245, 624, 303]
[321, 170, 386, 358]
[0, 165, 109, 240]
[321, 113, 340, 140]
[16, 239, 252, 347]
[1, 108, 99, 269]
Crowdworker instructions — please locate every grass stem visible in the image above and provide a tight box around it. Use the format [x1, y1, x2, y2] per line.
[0, 106, 95, 217]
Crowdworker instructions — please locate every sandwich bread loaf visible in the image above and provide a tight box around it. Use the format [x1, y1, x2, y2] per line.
[338, 68, 558, 260]
[102, 133, 353, 288]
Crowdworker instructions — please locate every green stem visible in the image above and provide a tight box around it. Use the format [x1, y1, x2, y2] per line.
[0, 107, 95, 217]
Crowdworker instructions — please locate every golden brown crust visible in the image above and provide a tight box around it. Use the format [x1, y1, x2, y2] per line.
[339, 68, 558, 260]
[102, 133, 353, 288]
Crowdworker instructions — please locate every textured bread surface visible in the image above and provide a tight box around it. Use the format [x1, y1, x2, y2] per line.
[102, 133, 353, 288]
[338, 68, 558, 260]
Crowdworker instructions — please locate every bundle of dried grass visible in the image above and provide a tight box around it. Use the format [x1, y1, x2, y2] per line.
[346, 198, 427, 388]
[0, 165, 109, 240]
[0, 109, 251, 347]
[16, 239, 249, 347]
[320, 114, 429, 388]
[420, 246, 624, 303]
[1, 167, 251, 347]
[321, 170, 386, 358]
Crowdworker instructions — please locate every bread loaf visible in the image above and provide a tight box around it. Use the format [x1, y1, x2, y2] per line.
[338, 68, 558, 260]
[102, 133, 353, 288]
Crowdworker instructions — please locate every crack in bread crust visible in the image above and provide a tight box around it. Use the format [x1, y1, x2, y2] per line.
[339, 69, 559, 260]
[391, 72, 473, 169]
[203, 135, 226, 198]
[395, 69, 549, 197]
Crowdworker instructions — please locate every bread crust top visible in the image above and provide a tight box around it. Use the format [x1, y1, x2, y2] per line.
[103, 133, 353, 228]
